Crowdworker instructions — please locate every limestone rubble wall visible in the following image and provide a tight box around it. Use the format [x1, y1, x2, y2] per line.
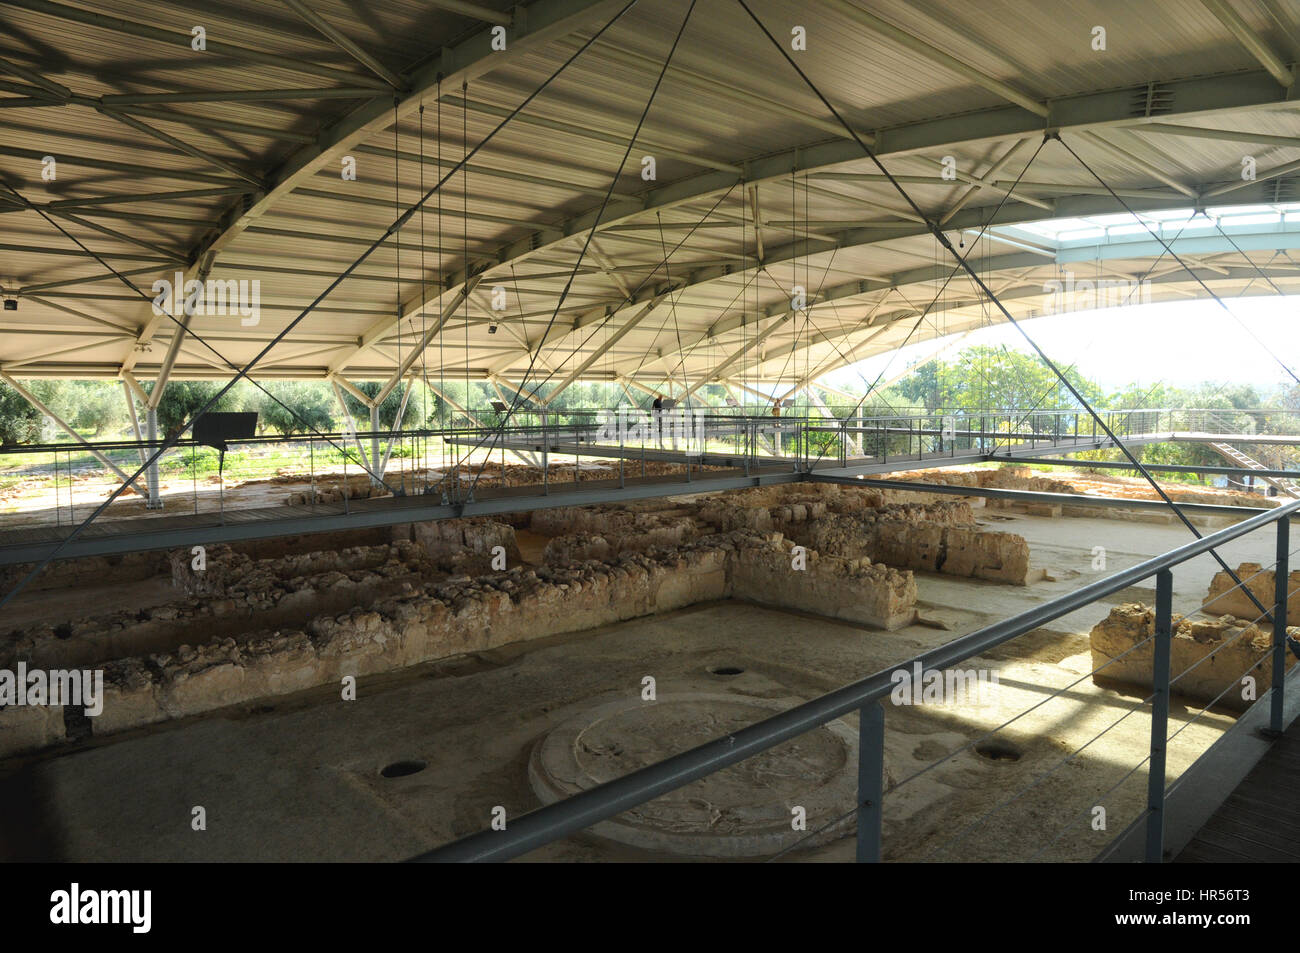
[0, 526, 396, 597]
[1, 483, 1022, 756]
[692, 489, 1030, 585]
[0, 530, 916, 757]
[90, 546, 735, 738]
[1203, 563, 1300, 625]
[0, 550, 168, 594]
[891, 465, 1278, 518]
[892, 465, 1074, 496]
[399, 517, 522, 571]
[728, 541, 917, 630]
[286, 483, 390, 505]
[4, 540, 436, 673]
[1089, 602, 1300, 711]
[539, 518, 696, 565]
[860, 521, 1031, 585]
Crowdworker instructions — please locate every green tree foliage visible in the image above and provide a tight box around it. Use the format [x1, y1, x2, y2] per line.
[895, 360, 950, 410]
[419, 380, 496, 426]
[0, 379, 132, 445]
[0, 380, 42, 446]
[64, 381, 127, 437]
[1105, 380, 1180, 410]
[256, 381, 336, 435]
[1080, 382, 1281, 484]
[885, 347, 1298, 485]
[895, 346, 1102, 412]
[340, 381, 425, 431]
[148, 381, 243, 438]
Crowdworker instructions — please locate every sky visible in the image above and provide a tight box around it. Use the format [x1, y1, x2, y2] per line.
[825, 295, 1300, 395]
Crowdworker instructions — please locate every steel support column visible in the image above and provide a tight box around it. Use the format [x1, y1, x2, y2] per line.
[369, 404, 381, 487]
[856, 701, 885, 862]
[377, 380, 415, 483]
[332, 379, 372, 473]
[1145, 569, 1174, 862]
[122, 379, 147, 467]
[144, 406, 162, 507]
[1270, 518, 1291, 734]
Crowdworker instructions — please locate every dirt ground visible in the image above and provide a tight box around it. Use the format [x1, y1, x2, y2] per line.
[0, 455, 729, 529]
[0, 509, 1271, 862]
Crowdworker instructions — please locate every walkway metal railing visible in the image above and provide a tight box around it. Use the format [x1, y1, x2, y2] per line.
[2, 407, 1296, 532]
[411, 496, 1300, 863]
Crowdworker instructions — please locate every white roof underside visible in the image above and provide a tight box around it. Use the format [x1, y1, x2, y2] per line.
[3, 0, 1300, 394]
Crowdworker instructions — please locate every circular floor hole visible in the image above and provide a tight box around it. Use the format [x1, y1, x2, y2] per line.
[709, 666, 745, 677]
[974, 739, 1022, 763]
[380, 759, 427, 779]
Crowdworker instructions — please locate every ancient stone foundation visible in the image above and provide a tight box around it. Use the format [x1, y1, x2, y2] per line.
[0, 481, 1031, 756]
[1089, 602, 1300, 711]
[1203, 563, 1300, 625]
[893, 465, 1271, 526]
[661, 481, 1031, 584]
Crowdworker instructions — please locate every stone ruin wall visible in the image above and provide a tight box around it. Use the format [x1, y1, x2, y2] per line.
[0, 531, 910, 757]
[1202, 563, 1300, 625]
[280, 459, 733, 506]
[0, 482, 1030, 757]
[1089, 562, 1300, 711]
[687, 482, 1030, 585]
[892, 465, 1277, 525]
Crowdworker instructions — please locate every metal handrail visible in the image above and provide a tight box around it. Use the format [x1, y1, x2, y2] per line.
[6, 406, 1295, 540]
[4, 406, 1297, 457]
[411, 496, 1300, 863]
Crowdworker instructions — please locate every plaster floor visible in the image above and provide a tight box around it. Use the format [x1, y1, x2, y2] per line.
[0, 509, 1279, 863]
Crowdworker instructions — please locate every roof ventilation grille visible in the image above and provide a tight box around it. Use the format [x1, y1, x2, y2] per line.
[1130, 83, 1173, 118]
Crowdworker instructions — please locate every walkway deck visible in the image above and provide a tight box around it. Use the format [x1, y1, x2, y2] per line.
[1176, 719, 1300, 863]
[0, 426, 1281, 567]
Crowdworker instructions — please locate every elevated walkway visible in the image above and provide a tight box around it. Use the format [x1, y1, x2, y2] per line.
[0, 407, 1295, 568]
[1177, 717, 1300, 863]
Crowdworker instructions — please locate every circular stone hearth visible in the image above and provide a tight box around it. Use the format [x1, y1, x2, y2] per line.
[529, 693, 859, 858]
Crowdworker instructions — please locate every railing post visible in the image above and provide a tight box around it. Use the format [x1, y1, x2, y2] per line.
[542, 415, 550, 496]
[144, 407, 163, 509]
[1271, 517, 1290, 735]
[1145, 567, 1174, 863]
[856, 701, 885, 863]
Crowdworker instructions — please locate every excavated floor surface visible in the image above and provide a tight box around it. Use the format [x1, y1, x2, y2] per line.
[0, 508, 1279, 862]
